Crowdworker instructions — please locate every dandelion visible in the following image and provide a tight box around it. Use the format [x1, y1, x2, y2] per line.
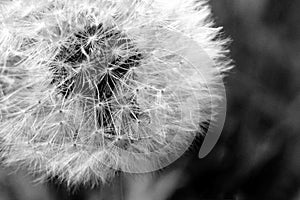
[0, 0, 231, 187]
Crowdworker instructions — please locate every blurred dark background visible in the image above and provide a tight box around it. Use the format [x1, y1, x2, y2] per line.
[0, 0, 299, 199]
[169, 0, 300, 199]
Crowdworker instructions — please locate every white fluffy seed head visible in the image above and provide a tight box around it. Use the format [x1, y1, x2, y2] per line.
[0, 0, 232, 187]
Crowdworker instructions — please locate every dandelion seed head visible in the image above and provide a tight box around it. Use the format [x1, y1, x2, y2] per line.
[0, 0, 232, 187]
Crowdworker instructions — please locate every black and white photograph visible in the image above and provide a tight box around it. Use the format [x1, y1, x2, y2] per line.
[0, 0, 299, 199]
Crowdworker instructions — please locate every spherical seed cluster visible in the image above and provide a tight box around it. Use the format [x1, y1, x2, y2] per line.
[0, 0, 231, 186]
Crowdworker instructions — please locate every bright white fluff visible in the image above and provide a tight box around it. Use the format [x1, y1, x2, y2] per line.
[0, 0, 231, 187]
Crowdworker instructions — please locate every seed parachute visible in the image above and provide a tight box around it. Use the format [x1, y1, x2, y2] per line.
[0, 0, 231, 187]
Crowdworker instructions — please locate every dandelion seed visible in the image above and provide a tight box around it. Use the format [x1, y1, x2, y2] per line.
[0, 0, 231, 187]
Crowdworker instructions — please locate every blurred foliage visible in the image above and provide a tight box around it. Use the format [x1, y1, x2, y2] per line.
[169, 0, 300, 199]
[0, 0, 299, 199]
